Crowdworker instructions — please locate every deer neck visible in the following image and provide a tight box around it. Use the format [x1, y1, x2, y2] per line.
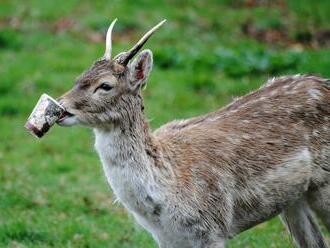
[93, 99, 164, 214]
[93, 98, 156, 171]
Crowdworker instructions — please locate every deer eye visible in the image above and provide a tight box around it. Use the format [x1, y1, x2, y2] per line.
[95, 83, 113, 92]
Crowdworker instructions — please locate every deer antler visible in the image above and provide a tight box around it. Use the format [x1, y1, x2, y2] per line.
[114, 19, 166, 66]
[104, 19, 117, 60]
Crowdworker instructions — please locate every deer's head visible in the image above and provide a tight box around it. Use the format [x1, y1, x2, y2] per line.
[57, 19, 165, 128]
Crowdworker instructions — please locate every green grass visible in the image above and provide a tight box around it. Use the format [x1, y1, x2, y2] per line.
[0, 0, 330, 247]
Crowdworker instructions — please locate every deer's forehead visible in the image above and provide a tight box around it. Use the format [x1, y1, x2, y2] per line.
[77, 61, 117, 87]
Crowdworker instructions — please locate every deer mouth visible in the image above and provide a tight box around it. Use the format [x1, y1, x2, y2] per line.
[59, 111, 74, 121]
[57, 111, 77, 126]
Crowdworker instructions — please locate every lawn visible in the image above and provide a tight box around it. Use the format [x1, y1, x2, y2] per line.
[0, 0, 330, 247]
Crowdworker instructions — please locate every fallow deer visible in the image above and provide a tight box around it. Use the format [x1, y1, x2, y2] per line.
[57, 19, 330, 248]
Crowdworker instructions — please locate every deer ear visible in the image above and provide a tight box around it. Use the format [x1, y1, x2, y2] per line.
[128, 49, 153, 91]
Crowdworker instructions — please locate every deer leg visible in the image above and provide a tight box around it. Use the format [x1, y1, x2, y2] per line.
[158, 236, 225, 248]
[280, 200, 328, 248]
[307, 183, 330, 232]
[205, 240, 225, 248]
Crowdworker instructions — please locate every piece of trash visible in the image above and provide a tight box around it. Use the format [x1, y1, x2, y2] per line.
[25, 93, 65, 138]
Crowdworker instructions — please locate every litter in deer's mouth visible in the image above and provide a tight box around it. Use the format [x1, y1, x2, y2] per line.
[25, 94, 65, 138]
[57, 111, 74, 122]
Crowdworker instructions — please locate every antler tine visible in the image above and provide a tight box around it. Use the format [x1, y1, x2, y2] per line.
[116, 19, 166, 65]
[104, 18, 117, 60]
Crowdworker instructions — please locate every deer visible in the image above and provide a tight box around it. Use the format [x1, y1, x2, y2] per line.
[56, 19, 330, 248]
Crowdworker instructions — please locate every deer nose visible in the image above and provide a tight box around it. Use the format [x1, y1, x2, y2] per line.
[56, 97, 65, 106]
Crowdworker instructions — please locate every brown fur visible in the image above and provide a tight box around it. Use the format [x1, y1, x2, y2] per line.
[57, 29, 330, 247]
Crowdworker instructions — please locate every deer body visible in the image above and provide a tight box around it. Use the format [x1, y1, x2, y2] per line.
[91, 75, 330, 248]
[57, 20, 330, 247]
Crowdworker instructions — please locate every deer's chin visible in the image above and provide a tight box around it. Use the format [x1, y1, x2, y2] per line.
[57, 112, 80, 127]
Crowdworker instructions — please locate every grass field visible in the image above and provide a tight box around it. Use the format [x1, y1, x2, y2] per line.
[1, 0, 330, 247]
